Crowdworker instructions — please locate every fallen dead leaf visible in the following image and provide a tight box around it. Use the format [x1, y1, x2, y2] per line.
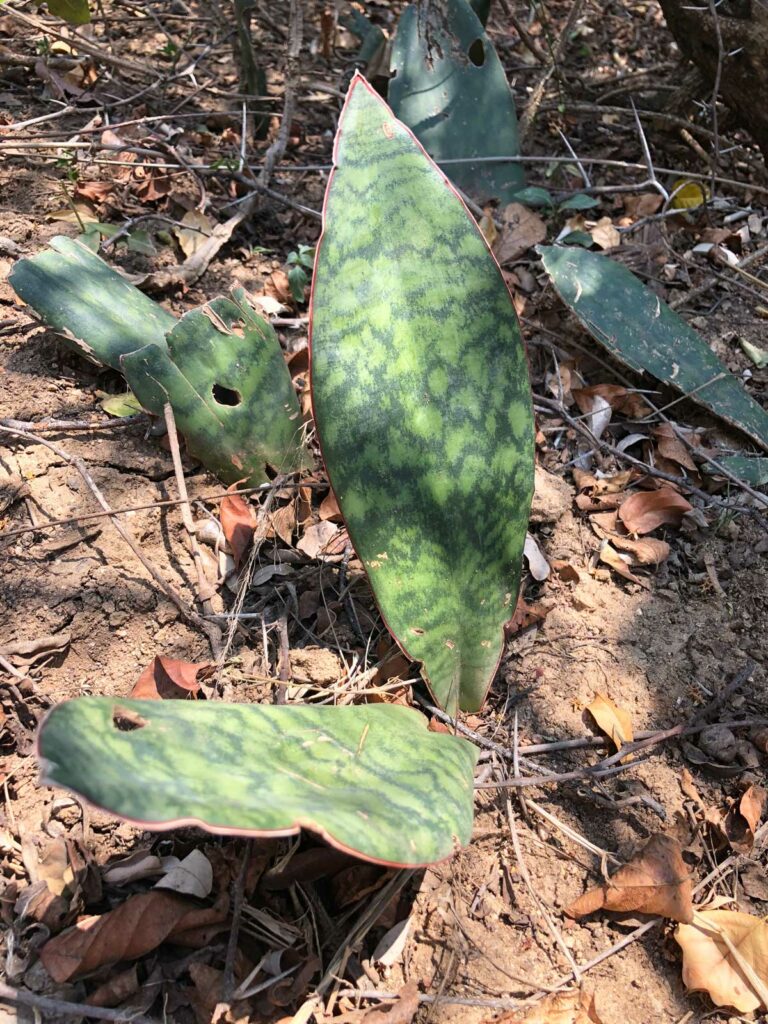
[723, 785, 767, 854]
[360, 980, 420, 1023]
[598, 540, 648, 588]
[675, 909, 768, 1013]
[319, 490, 342, 522]
[622, 193, 663, 219]
[565, 834, 693, 923]
[40, 890, 229, 982]
[653, 424, 699, 473]
[173, 209, 216, 259]
[608, 534, 670, 565]
[585, 692, 633, 753]
[155, 849, 213, 899]
[494, 202, 547, 264]
[220, 493, 257, 567]
[130, 655, 210, 700]
[296, 521, 339, 559]
[74, 180, 114, 203]
[506, 596, 549, 634]
[571, 383, 649, 419]
[86, 965, 140, 1008]
[268, 502, 297, 546]
[524, 533, 550, 580]
[618, 488, 693, 534]
[486, 988, 603, 1023]
[589, 216, 620, 249]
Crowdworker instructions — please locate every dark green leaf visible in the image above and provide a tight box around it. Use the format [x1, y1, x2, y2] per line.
[38, 697, 478, 867]
[559, 230, 595, 247]
[559, 194, 600, 211]
[287, 265, 308, 304]
[9, 235, 174, 369]
[311, 76, 534, 714]
[538, 245, 768, 453]
[126, 230, 156, 256]
[47, 0, 90, 25]
[390, 0, 523, 204]
[509, 187, 554, 208]
[122, 292, 311, 485]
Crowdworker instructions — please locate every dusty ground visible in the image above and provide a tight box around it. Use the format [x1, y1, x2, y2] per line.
[1, 1, 768, 1022]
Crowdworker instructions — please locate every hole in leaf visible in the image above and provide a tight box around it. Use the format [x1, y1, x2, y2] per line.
[112, 707, 148, 731]
[212, 383, 242, 407]
[410, 627, 425, 636]
[468, 38, 485, 66]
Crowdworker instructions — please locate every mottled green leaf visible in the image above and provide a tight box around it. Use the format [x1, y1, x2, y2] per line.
[390, 0, 523, 204]
[539, 245, 768, 453]
[9, 235, 174, 369]
[47, 0, 90, 25]
[311, 76, 534, 714]
[705, 455, 768, 486]
[37, 698, 478, 867]
[122, 292, 311, 485]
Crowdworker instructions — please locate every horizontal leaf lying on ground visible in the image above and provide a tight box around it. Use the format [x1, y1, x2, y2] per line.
[676, 909, 768, 1013]
[37, 698, 478, 867]
[565, 834, 693, 922]
[538, 245, 768, 469]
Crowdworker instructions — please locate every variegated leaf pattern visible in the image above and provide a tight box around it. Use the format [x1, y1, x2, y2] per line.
[310, 75, 534, 714]
[37, 698, 478, 867]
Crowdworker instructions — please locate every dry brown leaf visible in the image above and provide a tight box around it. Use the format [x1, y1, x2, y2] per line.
[585, 692, 634, 752]
[40, 891, 229, 982]
[551, 559, 581, 583]
[589, 216, 621, 249]
[86, 965, 140, 1008]
[486, 988, 603, 1023]
[571, 383, 649, 418]
[622, 193, 664, 219]
[609, 534, 670, 565]
[652, 424, 699, 473]
[220, 493, 257, 567]
[675, 909, 768, 1012]
[296, 521, 339, 559]
[566, 834, 693, 923]
[74, 180, 114, 203]
[723, 785, 767, 854]
[598, 541, 648, 588]
[173, 209, 216, 259]
[360, 980, 421, 1023]
[319, 490, 342, 522]
[130, 655, 210, 700]
[494, 202, 547, 264]
[618, 487, 693, 534]
[506, 596, 549, 634]
[268, 503, 297, 546]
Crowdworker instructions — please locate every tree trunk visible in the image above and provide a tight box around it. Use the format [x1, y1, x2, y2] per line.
[658, 0, 768, 160]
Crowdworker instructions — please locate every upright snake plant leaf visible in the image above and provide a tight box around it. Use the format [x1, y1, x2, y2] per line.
[310, 75, 534, 715]
[389, 0, 523, 204]
[122, 292, 311, 485]
[539, 245, 768, 456]
[9, 235, 175, 370]
[37, 698, 478, 867]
